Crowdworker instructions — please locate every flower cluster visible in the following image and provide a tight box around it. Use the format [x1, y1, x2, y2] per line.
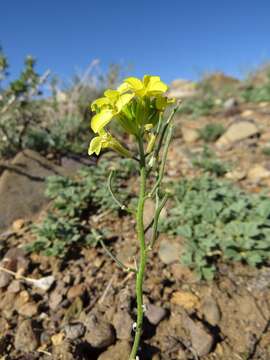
[88, 75, 174, 156]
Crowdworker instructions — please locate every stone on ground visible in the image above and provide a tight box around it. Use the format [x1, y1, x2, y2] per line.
[184, 316, 215, 356]
[181, 126, 200, 143]
[14, 319, 38, 352]
[85, 312, 115, 349]
[145, 303, 167, 325]
[98, 341, 131, 360]
[216, 120, 259, 146]
[0, 149, 64, 231]
[158, 237, 183, 265]
[112, 309, 133, 340]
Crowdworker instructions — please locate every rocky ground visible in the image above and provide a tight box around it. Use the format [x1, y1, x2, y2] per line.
[1, 98, 270, 359]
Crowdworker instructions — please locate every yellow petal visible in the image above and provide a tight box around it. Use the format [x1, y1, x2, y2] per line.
[143, 75, 153, 86]
[117, 82, 130, 93]
[90, 131, 132, 158]
[124, 77, 143, 91]
[91, 109, 114, 133]
[145, 76, 168, 96]
[88, 136, 102, 155]
[91, 97, 111, 111]
[115, 93, 134, 113]
[104, 89, 119, 101]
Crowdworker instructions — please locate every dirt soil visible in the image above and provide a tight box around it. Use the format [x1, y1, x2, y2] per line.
[1, 101, 270, 359]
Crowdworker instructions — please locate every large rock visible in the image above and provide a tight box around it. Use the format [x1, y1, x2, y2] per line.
[216, 120, 259, 146]
[0, 149, 65, 231]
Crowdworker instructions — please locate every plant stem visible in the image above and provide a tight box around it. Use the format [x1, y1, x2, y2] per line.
[149, 123, 173, 198]
[148, 193, 169, 250]
[107, 170, 135, 214]
[129, 137, 147, 360]
[99, 238, 137, 273]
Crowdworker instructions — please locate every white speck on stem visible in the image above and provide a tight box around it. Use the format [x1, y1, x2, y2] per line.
[132, 322, 137, 331]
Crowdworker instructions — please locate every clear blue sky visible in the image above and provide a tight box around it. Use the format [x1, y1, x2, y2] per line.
[1, 0, 270, 84]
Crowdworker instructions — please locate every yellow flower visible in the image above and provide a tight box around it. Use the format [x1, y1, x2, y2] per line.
[91, 90, 134, 133]
[122, 75, 168, 97]
[88, 129, 131, 157]
[89, 75, 172, 146]
[91, 87, 130, 112]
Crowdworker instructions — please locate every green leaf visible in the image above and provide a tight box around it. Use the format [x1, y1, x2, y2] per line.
[246, 252, 263, 266]
[177, 225, 192, 238]
[201, 267, 215, 281]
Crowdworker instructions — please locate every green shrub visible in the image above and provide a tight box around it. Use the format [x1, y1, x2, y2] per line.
[0, 48, 126, 158]
[242, 85, 270, 103]
[192, 146, 229, 176]
[26, 158, 136, 257]
[199, 123, 225, 142]
[241, 72, 270, 102]
[161, 175, 270, 280]
[178, 97, 215, 118]
[262, 147, 270, 156]
[0, 49, 48, 157]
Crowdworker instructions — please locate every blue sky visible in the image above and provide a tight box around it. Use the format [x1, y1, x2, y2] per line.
[1, 0, 270, 84]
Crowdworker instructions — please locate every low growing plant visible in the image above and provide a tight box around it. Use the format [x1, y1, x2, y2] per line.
[26, 158, 135, 256]
[161, 175, 270, 280]
[192, 146, 229, 176]
[88, 75, 178, 359]
[262, 146, 270, 156]
[241, 72, 270, 103]
[199, 122, 225, 142]
[178, 96, 215, 118]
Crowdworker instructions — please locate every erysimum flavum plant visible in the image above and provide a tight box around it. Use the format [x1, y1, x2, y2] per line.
[88, 75, 178, 360]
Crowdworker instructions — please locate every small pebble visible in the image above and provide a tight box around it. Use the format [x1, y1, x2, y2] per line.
[145, 304, 167, 325]
[64, 322, 85, 340]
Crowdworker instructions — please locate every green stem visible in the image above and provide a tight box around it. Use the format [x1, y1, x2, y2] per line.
[148, 193, 169, 250]
[150, 104, 179, 167]
[99, 238, 136, 273]
[129, 137, 147, 360]
[107, 170, 135, 214]
[149, 123, 173, 198]
[108, 170, 126, 210]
